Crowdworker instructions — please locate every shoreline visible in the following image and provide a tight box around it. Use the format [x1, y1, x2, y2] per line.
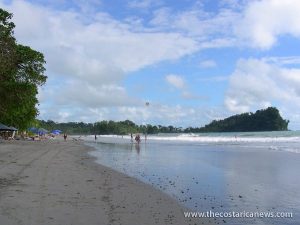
[0, 139, 213, 225]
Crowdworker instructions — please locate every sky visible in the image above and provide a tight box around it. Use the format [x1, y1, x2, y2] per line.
[1, 0, 300, 129]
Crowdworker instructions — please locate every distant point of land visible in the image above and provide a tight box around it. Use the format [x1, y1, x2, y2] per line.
[195, 107, 289, 133]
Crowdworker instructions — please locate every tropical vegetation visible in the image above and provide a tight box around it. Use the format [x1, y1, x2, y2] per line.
[0, 8, 47, 130]
[186, 107, 289, 132]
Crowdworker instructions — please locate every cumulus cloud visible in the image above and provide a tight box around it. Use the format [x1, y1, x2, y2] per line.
[149, 5, 240, 49]
[165, 74, 186, 89]
[219, 0, 249, 10]
[235, 0, 300, 49]
[197, 76, 228, 82]
[148, 0, 300, 50]
[57, 81, 140, 108]
[117, 104, 226, 127]
[199, 60, 217, 68]
[32, 0, 102, 14]
[128, 0, 162, 9]
[4, 1, 198, 75]
[0, 0, 200, 121]
[165, 74, 207, 101]
[181, 91, 208, 101]
[225, 59, 300, 119]
[38, 101, 225, 127]
[263, 56, 300, 66]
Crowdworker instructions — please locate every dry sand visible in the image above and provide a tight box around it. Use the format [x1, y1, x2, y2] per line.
[0, 140, 210, 225]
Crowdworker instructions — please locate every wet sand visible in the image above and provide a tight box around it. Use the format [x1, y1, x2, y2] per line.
[0, 140, 210, 225]
[87, 139, 300, 225]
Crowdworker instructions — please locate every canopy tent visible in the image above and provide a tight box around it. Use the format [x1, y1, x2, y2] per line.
[29, 127, 49, 135]
[0, 123, 13, 131]
[0, 123, 17, 140]
[9, 127, 18, 131]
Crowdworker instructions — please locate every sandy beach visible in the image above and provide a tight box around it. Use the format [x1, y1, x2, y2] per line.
[0, 140, 209, 225]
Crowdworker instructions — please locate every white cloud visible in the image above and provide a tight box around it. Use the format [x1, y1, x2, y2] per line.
[165, 74, 208, 101]
[235, 0, 300, 49]
[117, 104, 226, 127]
[57, 81, 140, 108]
[149, 7, 171, 27]
[181, 91, 208, 100]
[225, 58, 300, 127]
[32, 0, 102, 14]
[74, 0, 102, 13]
[0, 0, 199, 114]
[176, 8, 238, 38]
[165, 74, 186, 89]
[128, 0, 162, 9]
[198, 75, 228, 82]
[263, 56, 300, 66]
[219, 0, 249, 10]
[5, 1, 198, 75]
[150, 1, 300, 50]
[199, 60, 217, 68]
[150, 6, 240, 48]
[38, 101, 226, 127]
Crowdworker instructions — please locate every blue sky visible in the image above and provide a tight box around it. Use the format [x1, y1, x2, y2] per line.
[1, 0, 300, 129]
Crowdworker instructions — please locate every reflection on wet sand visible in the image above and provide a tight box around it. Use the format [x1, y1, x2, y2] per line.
[87, 139, 300, 225]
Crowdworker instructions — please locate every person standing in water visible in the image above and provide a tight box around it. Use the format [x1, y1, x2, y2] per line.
[63, 133, 67, 141]
[95, 134, 97, 141]
[135, 134, 141, 144]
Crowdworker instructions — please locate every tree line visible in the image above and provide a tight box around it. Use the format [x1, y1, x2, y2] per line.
[38, 107, 289, 134]
[38, 119, 183, 135]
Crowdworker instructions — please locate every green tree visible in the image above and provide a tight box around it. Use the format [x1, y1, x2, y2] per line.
[0, 8, 47, 130]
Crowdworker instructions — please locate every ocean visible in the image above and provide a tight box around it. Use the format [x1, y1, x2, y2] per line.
[81, 131, 300, 225]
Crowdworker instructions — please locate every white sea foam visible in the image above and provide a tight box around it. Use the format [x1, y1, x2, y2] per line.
[79, 133, 300, 153]
[269, 145, 300, 154]
[151, 135, 300, 143]
[282, 148, 300, 154]
[85, 133, 300, 143]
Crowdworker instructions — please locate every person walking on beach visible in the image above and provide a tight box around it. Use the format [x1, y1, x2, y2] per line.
[63, 133, 67, 141]
[135, 134, 141, 144]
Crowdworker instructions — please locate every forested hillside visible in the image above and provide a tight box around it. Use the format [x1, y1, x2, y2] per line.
[195, 107, 289, 132]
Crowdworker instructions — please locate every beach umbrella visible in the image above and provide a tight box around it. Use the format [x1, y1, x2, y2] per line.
[0, 123, 12, 131]
[52, 129, 62, 133]
[28, 127, 49, 135]
[51, 129, 62, 135]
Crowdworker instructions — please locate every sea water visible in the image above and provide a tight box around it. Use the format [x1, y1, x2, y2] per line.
[82, 131, 300, 225]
